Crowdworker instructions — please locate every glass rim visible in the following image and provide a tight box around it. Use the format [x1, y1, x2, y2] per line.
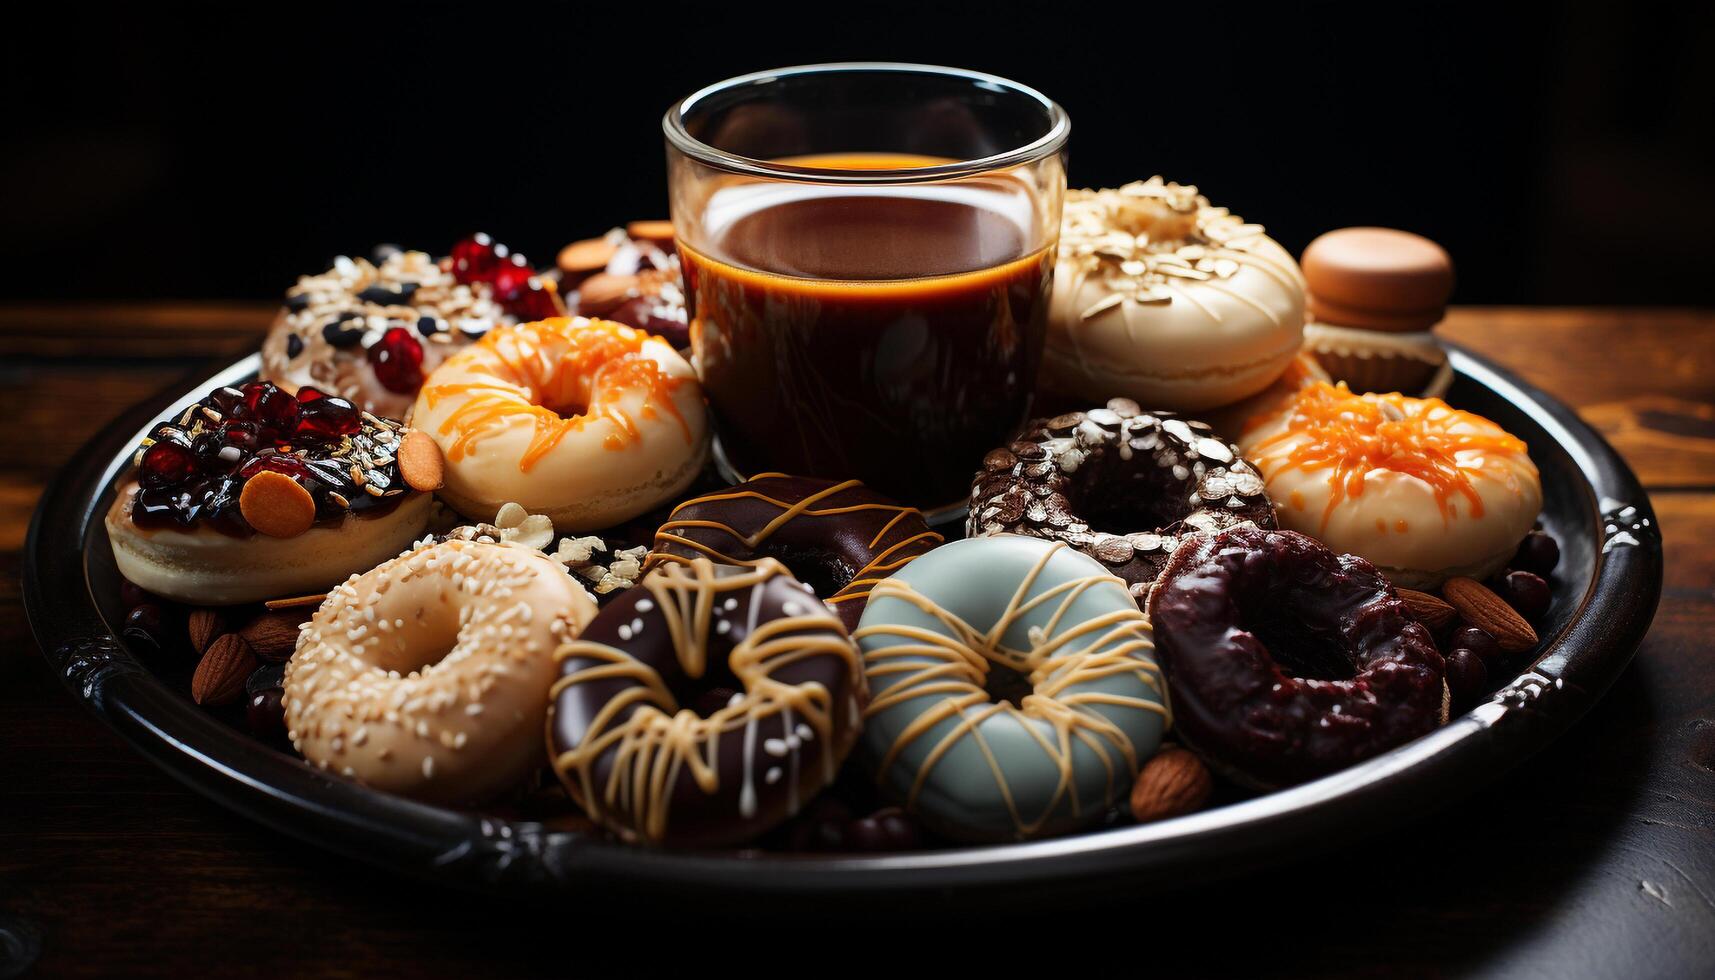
[662, 62, 1070, 185]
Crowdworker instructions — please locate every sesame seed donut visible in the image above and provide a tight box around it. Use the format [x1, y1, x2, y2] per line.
[548, 558, 864, 847]
[1238, 382, 1543, 589]
[283, 538, 598, 805]
[412, 317, 710, 531]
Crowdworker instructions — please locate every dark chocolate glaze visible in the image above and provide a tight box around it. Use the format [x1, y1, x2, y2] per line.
[1148, 526, 1447, 789]
[967, 398, 1277, 603]
[646, 474, 943, 632]
[548, 560, 863, 847]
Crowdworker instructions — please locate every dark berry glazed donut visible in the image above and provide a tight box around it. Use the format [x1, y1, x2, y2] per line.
[104, 381, 432, 605]
[968, 398, 1276, 602]
[1148, 525, 1448, 788]
[646, 474, 943, 631]
[547, 558, 864, 846]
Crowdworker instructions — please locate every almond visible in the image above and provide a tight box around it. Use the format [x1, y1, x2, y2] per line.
[556, 236, 617, 278]
[1130, 746, 1213, 823]
[625, 219, 675, 246]
[239, 470, 316, 538]
[1442, 577, 1538, 652]
[239, 610, 308, 662]
[576, 273, 638, 315]
[1397, 588, 1457, 632]
[398, 428, 444, 493]
[192, 633, 257, 706]
[187, 608, 224, 655]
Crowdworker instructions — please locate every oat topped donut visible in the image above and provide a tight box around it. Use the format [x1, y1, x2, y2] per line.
[261, 235, 562, 420]
[969, 398, 1276, 601]
[1044, 177, 1307, 412]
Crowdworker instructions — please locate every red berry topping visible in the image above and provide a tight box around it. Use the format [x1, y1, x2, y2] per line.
[490, 259, 534, 304]
[139, 438, 198, 488]
[296, 386, 327, 403]
[367, 326, 424, 394]
[295, 394, 362, 440]
[507, 283, 562, 321]
[233, 381, 300, 436]
[449, 233, 507, 284]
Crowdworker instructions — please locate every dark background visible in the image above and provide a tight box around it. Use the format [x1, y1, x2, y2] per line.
[3, 1, 1710, 306]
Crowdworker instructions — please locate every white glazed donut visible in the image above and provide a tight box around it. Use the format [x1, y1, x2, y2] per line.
[411, 317, 709, 531]
[1239, 382, 1543, 589]
[283, 538, 598, 805]
[1044, 177, 1307, 411]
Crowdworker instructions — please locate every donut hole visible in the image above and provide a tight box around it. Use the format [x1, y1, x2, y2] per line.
[666, 654, 746, 719]
[981, 661, 1035, 709]
[764, 547, 854, 602]
[369, 606, 464, 676]
[1071, 452, 1192, 536]
[1240, 605, 1361, 682]
[542, 396, 589, 419]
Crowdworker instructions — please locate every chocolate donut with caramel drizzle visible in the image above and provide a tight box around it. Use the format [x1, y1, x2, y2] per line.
[646, 474, 943, 632]
[547, 558, 864, 847]
[854, 534, 1168, 842]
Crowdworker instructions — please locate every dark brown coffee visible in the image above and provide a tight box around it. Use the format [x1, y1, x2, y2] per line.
[681, 154, 1053, 510]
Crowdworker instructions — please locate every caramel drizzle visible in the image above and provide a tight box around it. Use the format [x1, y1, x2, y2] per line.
[548, 559, 862, 843]
[418, 318, 691, 472]
[646, 474, 944, 609]
[852, 541, 1167, 837]
[1251, 382, 1530, 531]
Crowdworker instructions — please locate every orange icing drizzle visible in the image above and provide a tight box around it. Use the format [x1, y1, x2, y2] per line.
[419, 318, 690, 472]
[1252, 382, 1528, 531]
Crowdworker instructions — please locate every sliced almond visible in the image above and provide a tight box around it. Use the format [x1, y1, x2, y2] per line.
[557, 237, 618, 278]
[398, 429, 445, 492]
[239, 470, 316, 538]
[1397, 587, 1457, 632]
[625, 220, 676, 246]
[265, 593, 328, 611]
[1442, 577, 1539, 652]
[576, 273, 639, 315]
[192, 633, 257, 706]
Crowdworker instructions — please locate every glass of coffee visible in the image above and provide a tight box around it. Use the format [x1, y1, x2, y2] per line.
[664, 63, 1068, 516]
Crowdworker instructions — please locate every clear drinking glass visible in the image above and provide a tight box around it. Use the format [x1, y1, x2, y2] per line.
[664, 63, 1069, 516]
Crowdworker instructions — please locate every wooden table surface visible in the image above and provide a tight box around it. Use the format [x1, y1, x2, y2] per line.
[3, 305, 1713, 977]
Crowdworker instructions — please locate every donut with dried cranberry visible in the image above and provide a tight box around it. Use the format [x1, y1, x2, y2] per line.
[260, 235, 563, 420]
[547, 557, 864, 846]
[104, 381, 432, 605]
[645, 474, 943, 632]
[968, 398, 1276, 602]
[1148, 525, 1448, 789]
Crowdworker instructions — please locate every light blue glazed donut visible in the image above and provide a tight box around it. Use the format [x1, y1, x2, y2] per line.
[853, 533, 1169, 842]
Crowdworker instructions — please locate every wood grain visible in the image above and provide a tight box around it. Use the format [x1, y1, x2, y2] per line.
[2, 304, 1713, 977]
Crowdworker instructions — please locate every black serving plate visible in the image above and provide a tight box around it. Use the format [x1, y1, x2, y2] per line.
[23, 347, 1663, 902]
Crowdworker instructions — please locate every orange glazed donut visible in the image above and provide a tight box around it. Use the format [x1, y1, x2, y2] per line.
[283, 538, 599, 805]
[412, 317, 709, 530]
